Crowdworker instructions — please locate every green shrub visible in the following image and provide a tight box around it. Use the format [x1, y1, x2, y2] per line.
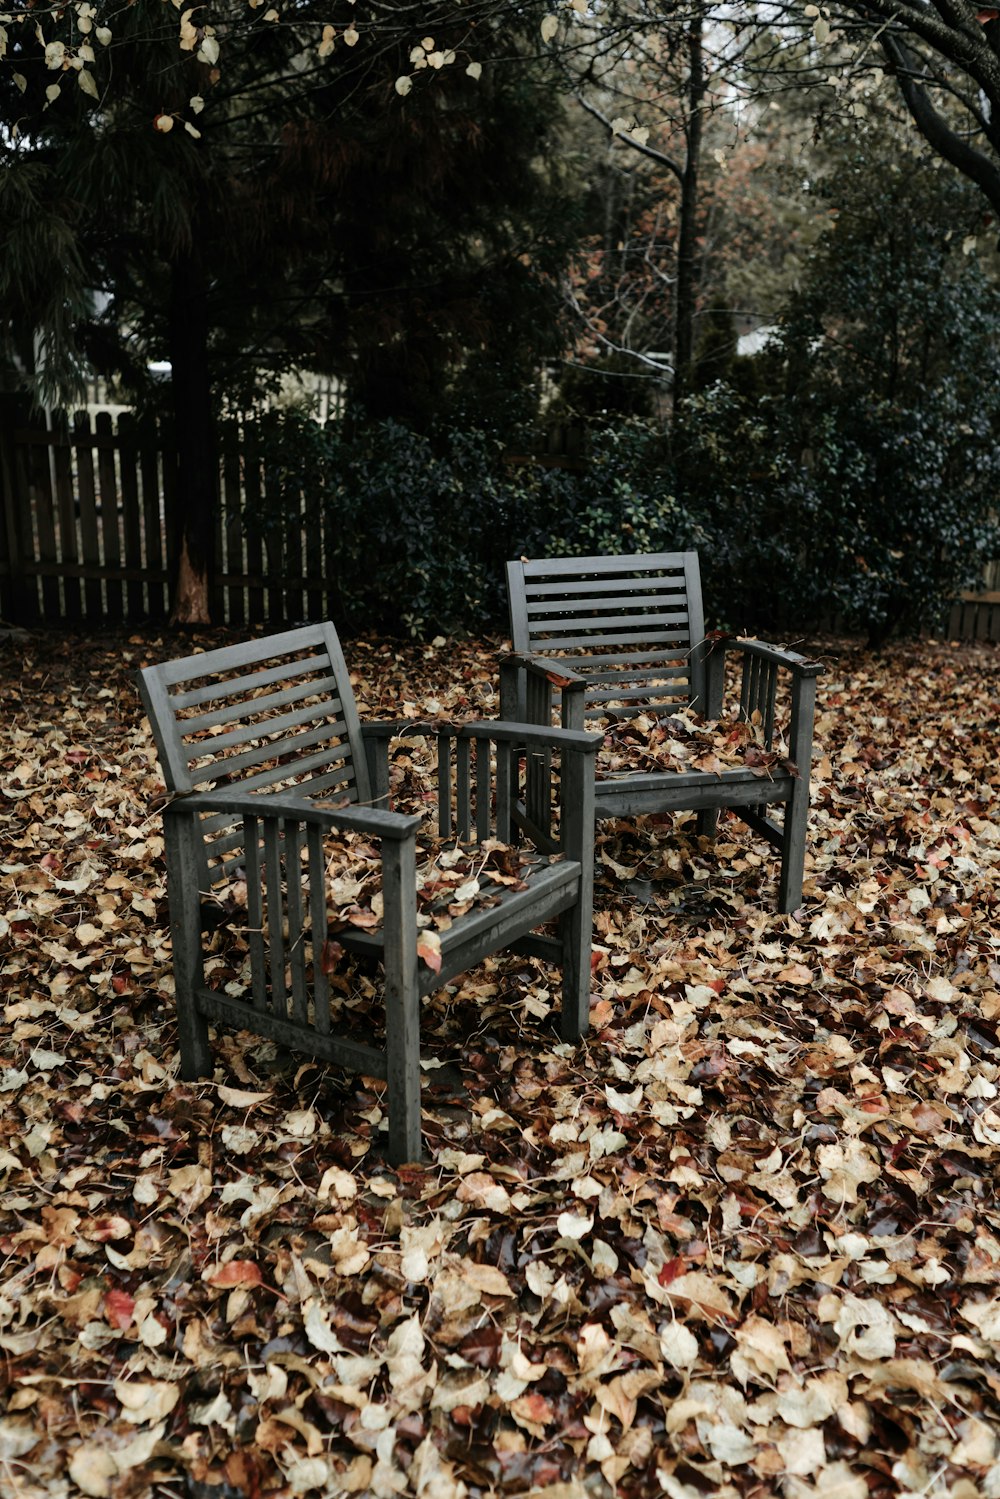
[236, 410, 697, 636]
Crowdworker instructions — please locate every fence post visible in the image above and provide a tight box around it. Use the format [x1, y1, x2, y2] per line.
[0, 394, 33, 625]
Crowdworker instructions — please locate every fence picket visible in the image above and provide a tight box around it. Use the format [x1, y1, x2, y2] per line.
[242, 424, 266, 624]
[52, 417, 82, 622]
[222, 428, 246, 628]
[95, 412, 123, 621]
[73, 412, 103, 618]
[29, 422, 61, 619]
[118, 414, 145, 618]
[139, 417, 168, 617]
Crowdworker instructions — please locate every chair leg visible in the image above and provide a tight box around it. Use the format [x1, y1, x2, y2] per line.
[164, 815, 213, 1079]
[697, 808, 720, 839]
[382, 838, 423, 1165]
[559, 886, 592, 1042]
[558, 745, 595, 1042]
[385, 976, 422, 1166]
[778, 780, 809, 913]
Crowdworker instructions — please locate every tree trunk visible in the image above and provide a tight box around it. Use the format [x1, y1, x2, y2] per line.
[673, 12, 705, 410]
[167, 243, 214, 626]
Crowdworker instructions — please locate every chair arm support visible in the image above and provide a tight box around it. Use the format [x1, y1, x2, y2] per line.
[500, 654, 589, 732]
[362, 715, 601, 753]
[360, 719, 436, 808]
[162, 789, 423, 842]
[456, 720, 602, 754]
[360, 720, 433, 740]
[703, 635, 823, 726]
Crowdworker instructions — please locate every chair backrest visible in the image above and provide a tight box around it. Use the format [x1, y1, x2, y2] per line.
[136, 622, 372, 805]
[506, 551, 707, 717]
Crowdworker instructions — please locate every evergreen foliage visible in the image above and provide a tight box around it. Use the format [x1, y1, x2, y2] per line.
[677, 140, 1000, 644]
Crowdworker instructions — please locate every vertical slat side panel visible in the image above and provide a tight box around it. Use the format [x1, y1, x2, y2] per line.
[525, 746, 552, 843]
[456, 738, 472, 841]
[778, 672, 819, 914]
[763, 662, 777, 748]
[382, 832, 422, 1165]
[286, 822, 308, 1025]
[526, 668, 553, 731]
[524, 672, 552, 836]
[557, 741, 596, 1041]
[739, 656, 753, 722]
[263, 818, 286, 1016]
[164, 810, 213, 1077]
[749, 656, 763, 721]
[96, 411, 123, 621]
[495, 737, 513, 844]
[475, 740, 492, 843]
[437, 733, 453, 838]
[308, 824, 331, 1035]
[245, 815, 268, 1011]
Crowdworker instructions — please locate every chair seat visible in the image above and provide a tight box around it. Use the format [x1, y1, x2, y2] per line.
[594, 763, 796, 813]
[336, 851, 581, 994]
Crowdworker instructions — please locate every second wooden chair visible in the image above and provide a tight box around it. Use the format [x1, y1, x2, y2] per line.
[501, 550, 823, 913]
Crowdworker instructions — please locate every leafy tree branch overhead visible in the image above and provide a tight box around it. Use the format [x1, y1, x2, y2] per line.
[1, 0, 574, 625]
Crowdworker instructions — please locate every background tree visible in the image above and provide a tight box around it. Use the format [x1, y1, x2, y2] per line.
[1, 0, 575, 620]
[678, 126, 1000, 643]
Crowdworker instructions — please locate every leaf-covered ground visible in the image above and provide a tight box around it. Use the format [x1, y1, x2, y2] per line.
[2, 627, 1000, 1499]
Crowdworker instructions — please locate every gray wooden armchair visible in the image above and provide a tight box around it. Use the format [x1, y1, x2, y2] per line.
[501, 551, 823, 913]
[136, 623, 599, 1164]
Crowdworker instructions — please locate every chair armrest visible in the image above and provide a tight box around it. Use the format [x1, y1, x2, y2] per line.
[360, 720, 437, 739]
[163, 788, 422, 842]
[456, 720, 602, 754]
[709, 635, 824, 678]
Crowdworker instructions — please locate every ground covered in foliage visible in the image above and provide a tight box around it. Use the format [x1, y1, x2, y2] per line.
[2, 627, 1000, 1499]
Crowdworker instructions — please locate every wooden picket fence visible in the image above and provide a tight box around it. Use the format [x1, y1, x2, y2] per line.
[0, 403, 341, 628]
[2, 399, 1000, 638]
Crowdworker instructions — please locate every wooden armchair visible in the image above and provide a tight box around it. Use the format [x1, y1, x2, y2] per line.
[501, 552, 823, 913]
[136, 623, 599, 1164]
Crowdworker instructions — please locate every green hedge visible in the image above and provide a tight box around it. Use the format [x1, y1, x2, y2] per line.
[238, 411, 698, 636]
[237, 398, 999, 643]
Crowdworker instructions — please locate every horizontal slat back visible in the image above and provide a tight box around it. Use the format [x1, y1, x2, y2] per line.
[137, 623, 371, 803]
[507, 552, 706, 713]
